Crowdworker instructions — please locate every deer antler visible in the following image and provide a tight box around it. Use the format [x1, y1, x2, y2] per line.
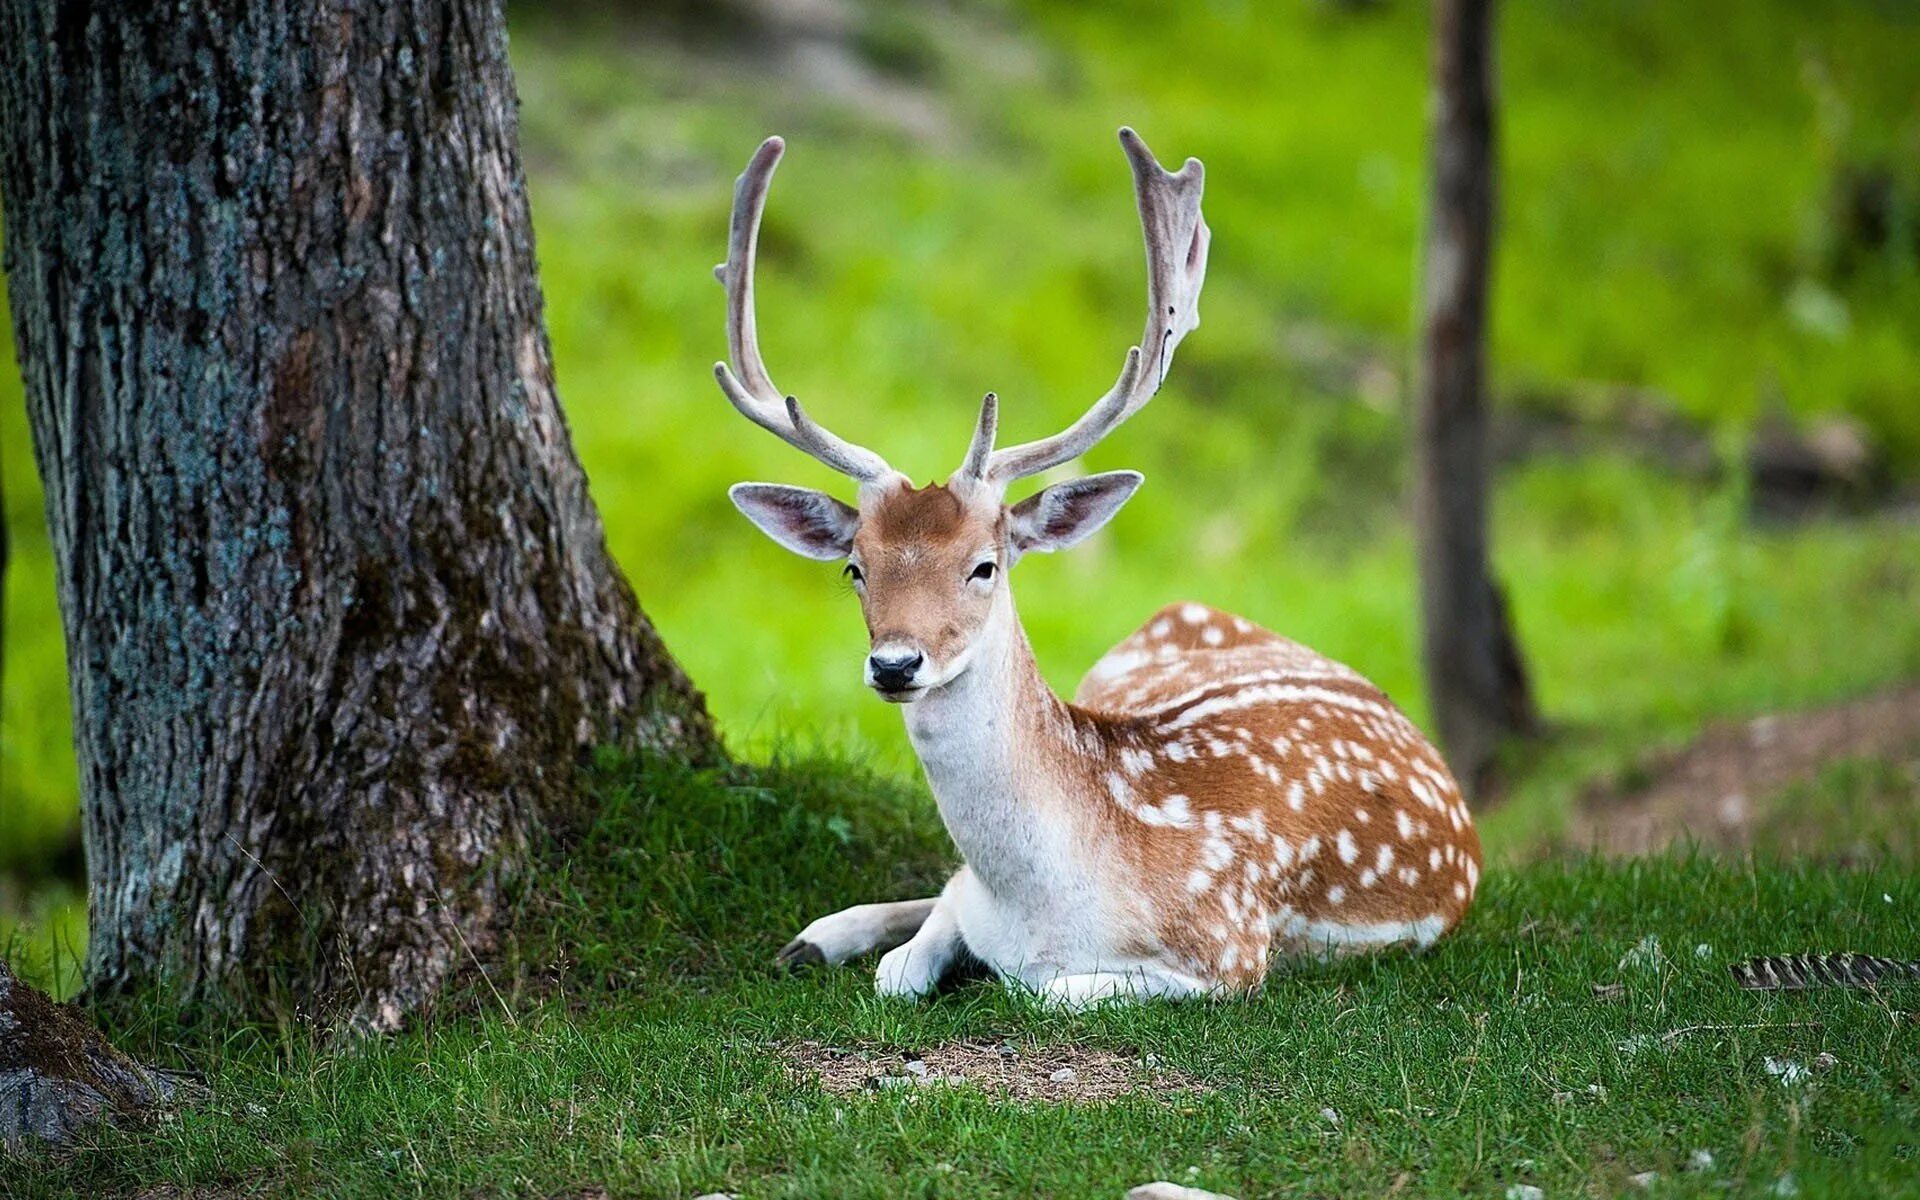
[714, 137, 894, 483]
[970, 128, 1209, 489]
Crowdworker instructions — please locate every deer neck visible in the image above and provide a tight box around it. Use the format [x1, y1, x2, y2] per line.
[900, 593, 1095, 896]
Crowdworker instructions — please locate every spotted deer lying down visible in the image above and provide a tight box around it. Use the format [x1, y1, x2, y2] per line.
[715, 129, 1481, 1007]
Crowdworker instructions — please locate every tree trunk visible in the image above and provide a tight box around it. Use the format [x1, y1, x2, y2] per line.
[0, 0, 718, 1030]
[1, 450, 8, 729]
[1413, 0, 1536, 800]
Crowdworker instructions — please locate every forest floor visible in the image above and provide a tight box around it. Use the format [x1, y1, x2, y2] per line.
[1569, 684, 1920, 860]
[6, 752, 1918, 1199]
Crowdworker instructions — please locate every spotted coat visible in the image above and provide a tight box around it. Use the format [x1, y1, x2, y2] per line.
[1068, 601, 1481, 991]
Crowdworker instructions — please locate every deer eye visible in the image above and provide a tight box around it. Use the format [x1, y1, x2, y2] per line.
[843, 563, 864, 584]
[969, 561, 997, 582]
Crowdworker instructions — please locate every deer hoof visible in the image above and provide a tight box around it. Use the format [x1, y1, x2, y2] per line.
[775, 938, 827, 970]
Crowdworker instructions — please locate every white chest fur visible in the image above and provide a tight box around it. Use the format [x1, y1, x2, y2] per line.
[902, 608, 1123, 977]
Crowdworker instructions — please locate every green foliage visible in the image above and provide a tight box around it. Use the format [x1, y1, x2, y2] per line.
[3, 0, 1919, 978]
[6, 751, 1919, 1197]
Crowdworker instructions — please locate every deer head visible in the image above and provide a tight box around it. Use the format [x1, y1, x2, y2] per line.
[720, 130, 1210, 702]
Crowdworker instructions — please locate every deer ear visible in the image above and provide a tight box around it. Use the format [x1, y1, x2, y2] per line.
[729, 483, 860, 560]
[1006, 471, 1143, 561]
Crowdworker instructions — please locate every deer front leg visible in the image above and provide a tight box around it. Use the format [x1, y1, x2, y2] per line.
[874, 884, 969, 999]
[776, 898, 938, 969]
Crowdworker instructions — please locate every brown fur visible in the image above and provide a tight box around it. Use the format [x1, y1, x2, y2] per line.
[849, 483, 1002, 672]
[1069, 602, 1480, 989]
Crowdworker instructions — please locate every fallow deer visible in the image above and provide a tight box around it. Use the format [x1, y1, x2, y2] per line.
[716, 130, 1481, 1006]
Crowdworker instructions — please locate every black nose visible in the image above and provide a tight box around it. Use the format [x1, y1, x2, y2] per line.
[868, 651, 924, 691]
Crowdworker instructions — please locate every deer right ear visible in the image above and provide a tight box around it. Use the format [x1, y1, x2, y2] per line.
[729, 483, 860, 560]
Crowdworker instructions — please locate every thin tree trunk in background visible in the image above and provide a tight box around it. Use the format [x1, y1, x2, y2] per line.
[1414, 0, 1536, 800]
[0, 0, 718, 1030]
[1, 452, 7, 734]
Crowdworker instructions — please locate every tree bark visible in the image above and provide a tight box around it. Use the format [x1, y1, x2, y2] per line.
[1413, 0, 1536, 800]
[0, 0, 718, 1030]
[1, 956, 185, 1149]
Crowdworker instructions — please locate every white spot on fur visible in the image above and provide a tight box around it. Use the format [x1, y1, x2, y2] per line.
[1410, 778, 1439, 810]
[1138, 793, 1192, 828]
[1336, 829, 1360, 864]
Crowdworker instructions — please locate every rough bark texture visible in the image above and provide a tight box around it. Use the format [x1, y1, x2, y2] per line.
[1413, 0, 1536, 801]
[0, 1, 718, 1030]
[1, 957, 185, 1149]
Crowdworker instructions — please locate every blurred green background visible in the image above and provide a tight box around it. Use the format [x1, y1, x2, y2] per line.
[4, 0, 1919, 968]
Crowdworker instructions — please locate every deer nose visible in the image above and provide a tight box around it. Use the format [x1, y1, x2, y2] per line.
[867, 650, 925, 692]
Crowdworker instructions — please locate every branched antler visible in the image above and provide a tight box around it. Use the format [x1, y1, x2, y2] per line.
[966, 128, 1210, 489]
[714, 137, 894, 483]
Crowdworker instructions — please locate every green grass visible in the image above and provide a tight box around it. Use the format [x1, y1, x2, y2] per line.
[6, 752, 1919, 1198]
[1754, 756, 1920, 864]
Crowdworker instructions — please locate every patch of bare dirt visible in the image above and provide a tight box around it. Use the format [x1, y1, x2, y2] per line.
[1572, 684, 1920, 855]
[782, 1039, 1206, 1102]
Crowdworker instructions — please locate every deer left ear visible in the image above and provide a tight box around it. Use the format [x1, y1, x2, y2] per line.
[1006, 470, 1143, 561]
[729, 482, 861, 560]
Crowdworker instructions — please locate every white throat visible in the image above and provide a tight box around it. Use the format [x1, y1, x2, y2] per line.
[899, 592, 1083, 900]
